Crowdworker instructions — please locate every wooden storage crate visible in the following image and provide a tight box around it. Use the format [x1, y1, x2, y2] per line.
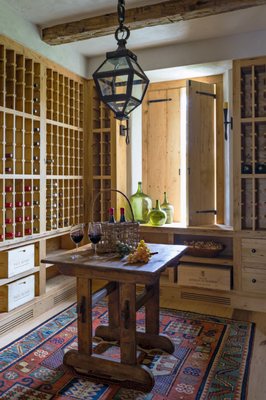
[0, 274, 35, 311]
[178, 263, 232, 290]
[0, 244, 35, 278]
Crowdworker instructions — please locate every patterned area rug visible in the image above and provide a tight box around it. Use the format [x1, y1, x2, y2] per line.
[0, 303, 254, 399]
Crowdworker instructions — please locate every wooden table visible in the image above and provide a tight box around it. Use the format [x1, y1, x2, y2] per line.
[42, 243, 186, 392]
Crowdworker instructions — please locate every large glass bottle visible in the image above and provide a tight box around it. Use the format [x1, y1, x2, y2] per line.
[161, 192, 174, 224]
[130, 182, 152, 223]
[148, 200, 167, 226]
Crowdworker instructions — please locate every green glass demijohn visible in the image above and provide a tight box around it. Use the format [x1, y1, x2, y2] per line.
[161, 192, 174, 224]
[148, 200, 167, 226]
[130, 181, 152, 223]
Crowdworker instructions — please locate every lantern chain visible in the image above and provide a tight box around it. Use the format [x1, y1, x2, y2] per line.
[115, 0, 130, 42]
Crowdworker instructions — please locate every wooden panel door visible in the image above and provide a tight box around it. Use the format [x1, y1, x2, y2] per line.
[142, 88, 181, 221]
[187, 80, 216, 226]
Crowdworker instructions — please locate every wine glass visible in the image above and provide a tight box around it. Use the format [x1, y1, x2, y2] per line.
[70, 224, 84, 259]
[88, 222, 102, 256]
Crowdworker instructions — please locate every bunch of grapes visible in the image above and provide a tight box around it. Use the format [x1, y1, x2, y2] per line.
[127, 240, 151, 263]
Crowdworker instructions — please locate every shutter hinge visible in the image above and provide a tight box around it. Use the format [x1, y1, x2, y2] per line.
[195, 90, 216, 99]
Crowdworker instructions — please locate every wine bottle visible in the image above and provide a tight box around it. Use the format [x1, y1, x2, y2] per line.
[25, 185, 31, 192]
[33, 227, 39, 233]
[33, 214, 39, 220]
[5, 202, 13, 208]
[109, 207, 116, 223]
[5, 218, 12, 224]
[5, 232, 14, 239]
[25, 228, 32, 235]
[15, 231, 22, 238]
[33, 155, 39, 161]
[15, 201, 23, 207]
[5, 167, 12, 173]
[5, 153, 13, 159]
[5, 186, 12, 192]
[33, 200, 39, 206]
[34, 127, 40, 133]
[119, 207, 126, 223]
[15, 216, 23, 222]
[25, 215, 31, 221]
[33, 185, 39, 191]
[24, 201, 31, 206]
[34, 141, 40, 146]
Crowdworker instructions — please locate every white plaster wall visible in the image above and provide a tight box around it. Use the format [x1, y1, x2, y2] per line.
[88, 29, 266, 76]
[0, 0, 87, 77]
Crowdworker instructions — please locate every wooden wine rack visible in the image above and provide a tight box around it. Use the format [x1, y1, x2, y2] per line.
[0, 37, 85, 241]
[88, 81, 128, 223]
[234, 58, 266, 231]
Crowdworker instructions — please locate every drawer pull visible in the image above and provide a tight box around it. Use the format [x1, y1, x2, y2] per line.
[252, 278, 257, 283]
[251, 249, 256, 253]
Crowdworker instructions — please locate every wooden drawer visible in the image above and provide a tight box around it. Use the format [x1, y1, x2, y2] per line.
[0, 245, 35, 278]
[0, 275, 35, 312]
[177, 263, 231, 291]
[242, 269, 266, 293]
[242, 239, 266, 267]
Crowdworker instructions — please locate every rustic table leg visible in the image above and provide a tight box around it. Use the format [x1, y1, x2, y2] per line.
[95, 281, 119, 340]
[145, 278, 160, 335]
[120, 282, 136, 364]
[144, 277, 175, 354]
[75, 277, 92, 355]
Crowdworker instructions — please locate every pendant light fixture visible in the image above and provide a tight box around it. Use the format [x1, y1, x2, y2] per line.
[93, 0, 149, 120]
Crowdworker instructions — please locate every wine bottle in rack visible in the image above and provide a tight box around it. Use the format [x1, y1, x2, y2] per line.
[5, 232, 14, 239]
[15, 201, 23, 207]
[33, 168, 38, 174]
[5, 186, 12, 192]
[33, 83, 39, 89]
[33, 155, 39, 161]
[5, 218, 12, 224]
[25, 228, 32, 235]
[5, 167, 12, 173]
[24, 201, 31, 207]
[33, 97, 39, 103]
[33, 227, 39, 233]
[34, 141, 40, 146]
[109, 207, 116, 223]
[5, 153, 13, 159]
[119, 207, 126, 223]
[34, 127, 40, 133]
[33, 214, 39, 220]
[33, 185, 39, 191]
[25, 185, 31, 192]
[25, 215, 31, 221]
[5, 202, 13, 208]
[33, 200, 39, 205]
[15, 216, 23, 222]
[15, 231, 22, 238]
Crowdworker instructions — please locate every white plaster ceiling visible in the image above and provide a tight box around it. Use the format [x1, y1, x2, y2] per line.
[2, 0, 266, 59]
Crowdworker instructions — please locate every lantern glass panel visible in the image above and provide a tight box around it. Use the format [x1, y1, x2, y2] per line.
[98, 77, 113, 96]
[132, 73, 146, 101]
[108, 101, 126, 113]
[125, 98, 139, 114]
[114, 74, 128, 95]
[98, 57, 129, 73]
[130, 58, 146, 77]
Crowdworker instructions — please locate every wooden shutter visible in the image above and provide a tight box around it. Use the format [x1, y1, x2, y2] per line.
[187, 80, 216, 226]
[142, 88, 181, 221]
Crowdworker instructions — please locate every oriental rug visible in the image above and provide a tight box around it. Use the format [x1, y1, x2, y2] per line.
[0, 303, 254, 399]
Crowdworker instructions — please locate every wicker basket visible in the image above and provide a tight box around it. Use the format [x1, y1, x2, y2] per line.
[92, 189, 139, 253]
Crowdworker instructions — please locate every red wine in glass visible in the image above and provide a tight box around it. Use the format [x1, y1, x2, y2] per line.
[88, 222, 102, 256]
[70, 224, 84, 259]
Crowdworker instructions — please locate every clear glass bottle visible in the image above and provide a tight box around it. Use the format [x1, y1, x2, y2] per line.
[130, 181, 152, 223]
[161, 192, 174, 224]
[148, 200, 167, 226]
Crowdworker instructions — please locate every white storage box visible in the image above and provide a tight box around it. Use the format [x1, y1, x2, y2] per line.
[0, 274, 35, 311]
[0, 244, 35, 278]
[178, 263, 231, 291]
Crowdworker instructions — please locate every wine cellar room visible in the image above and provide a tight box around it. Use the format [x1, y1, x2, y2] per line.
[0, 0, 266, 387]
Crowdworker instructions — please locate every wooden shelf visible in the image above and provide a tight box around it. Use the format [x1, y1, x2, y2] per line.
[0, 266, 40, 286]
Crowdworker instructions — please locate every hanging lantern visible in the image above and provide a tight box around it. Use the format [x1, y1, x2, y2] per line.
[93, 0, 149, 120]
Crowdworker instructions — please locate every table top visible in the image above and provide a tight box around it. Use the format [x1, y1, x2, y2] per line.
[42, 243, 187, 283]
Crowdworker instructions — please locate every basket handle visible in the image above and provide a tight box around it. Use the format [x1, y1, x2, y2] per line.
[92, 188, 135, 222]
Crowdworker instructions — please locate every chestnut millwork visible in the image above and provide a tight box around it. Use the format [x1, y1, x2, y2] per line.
[41, 0, 266, 45]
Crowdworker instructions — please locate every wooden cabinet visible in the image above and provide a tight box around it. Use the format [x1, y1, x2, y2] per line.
[0, 35, 86, 332]
[87, 81, 128, 222]
[234, 58, 266, 231]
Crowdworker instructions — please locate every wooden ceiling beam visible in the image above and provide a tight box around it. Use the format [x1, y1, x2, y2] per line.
[42, 0, 266, 45]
